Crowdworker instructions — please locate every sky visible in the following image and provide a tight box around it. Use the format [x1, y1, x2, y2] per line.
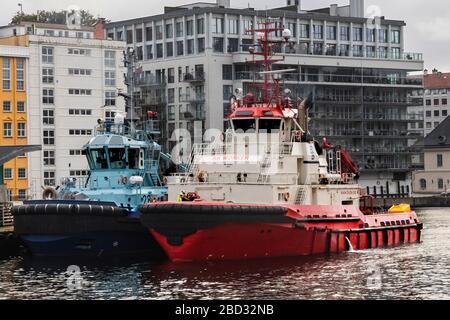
[1, 0, 449, 71]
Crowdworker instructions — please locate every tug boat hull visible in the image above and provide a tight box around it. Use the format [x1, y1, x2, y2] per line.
[141, 203, 422, 262]
[13, 201, 165, 258]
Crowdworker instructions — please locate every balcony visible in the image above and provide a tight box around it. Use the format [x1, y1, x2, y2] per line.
[138, 95, 166, 106]
[179, 94, 206, 104]
[134, 74, 167, 88]
[183, 71, 205, 84]
[235, 72, 423, 87]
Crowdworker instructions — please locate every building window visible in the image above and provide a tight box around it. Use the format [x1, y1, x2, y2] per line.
[68, 48, 91, 56]
[176, 41, 184, 56]
[420, 179, 427, 190]
[18, 168, 26, 179]
[434, 99, 440, 105]
[223, 85, 233, 101]
[69, 150, 83, 156]
[43, 89, 54, 104]
[353, 27, 363, 41]
[105, 111, 116, 123]
[391, 30, 401, 44]
[105, 91, 116, 106]
[228, 19, 238, 34]
[299, 24, 309, 38]
[70, 170, 89, 177]
[145, 26, 153, 41]
[69, 68, 92, 76]
[168, 105, 175, 121]
[243, 20, 253, 35]
[146, 45, 153, 60]
[379, 29, 388, 43]
[126, 29, 133, 44]
[17, 101, 25, 112]
[213, 37, 224, 53]
[43, 130, 55, 145]
[438, 179, 444, 190]
[176, 22, 183, 37]
[43, 109, 55, 125]
[2, 58, 11, 90]
[166, 42, 173, 57]
[437, 154, 443, 167]
[426, 99, 431, 106]
[42, 47, 54, 64]
[68, 89, 92, 95]
[165, 23, 173, 38]
[197, 38, 205, 53]
[4, 168, 12, 180]
[187, 39, 194, 55]
[69, 109, 92, 116]
[105, 51, 116, 68]
[136, 28, 143, 42]
[3, 122, 12, 137]
[313, 43, 323, 55]
[155, 25, 163, 40]
[168, 68, 175, 84]
[443, 99, 448, 105]
[43, 150, 55, 166]
[69, 129, 93, 136]
[313, 25, 323, 39]
[16, 58, 25, 91]
[156, 43, 163, 59]
[340, 26, 349, 41]
[366, 46, 376, 58]
[17, 123, 26, 137]
[426, 111, 431, 117]
[391, 48, 401, 59]
[366, 28, 376, 42]
[197, 18, 205, 34]
[136, 46, 143, 61]
[222, 64, 232, 80]
[186, 20, 194, 36]
[105, 71, 116, 86]
[18, 189, 27, 200]
[44, 171, 56, 187]
[443, 110, 448, 117]
[326, 26, 336, 40]
[3, 101, 11, 112]
[42, 68, 54, 84]
[434, 110, 439, 117]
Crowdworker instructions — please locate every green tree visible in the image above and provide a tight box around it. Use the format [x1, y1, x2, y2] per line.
[10, 10, 98, 26]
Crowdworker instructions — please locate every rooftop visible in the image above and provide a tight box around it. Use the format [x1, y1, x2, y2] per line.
[424, 116, 450, 149]
[424, 71, 450, 90]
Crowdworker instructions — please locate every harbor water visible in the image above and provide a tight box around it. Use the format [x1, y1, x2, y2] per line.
[0, 208, 449, 300]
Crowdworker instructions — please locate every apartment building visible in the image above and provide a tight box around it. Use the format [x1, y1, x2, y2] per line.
[412, 116, 450, 195]
[0, 44, 29, 200]
[0, 21, 126, 199]
[106, 0, 424, 192]
[409, 70, 450, 137]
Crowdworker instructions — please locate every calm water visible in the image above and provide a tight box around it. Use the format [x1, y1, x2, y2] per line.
[1, 208, 450, 300]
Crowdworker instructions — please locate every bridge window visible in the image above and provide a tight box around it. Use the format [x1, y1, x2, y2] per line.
[109, 148, 127, 169]
[128, 148, 140, 169]
[91, 149, 108, 169]
[259, 119, 281, 134]
[233, 119, 256, 133]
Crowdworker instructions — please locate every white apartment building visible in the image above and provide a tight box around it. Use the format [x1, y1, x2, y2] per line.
[0, 22, 126, 198]
[106, 0, 424, 195]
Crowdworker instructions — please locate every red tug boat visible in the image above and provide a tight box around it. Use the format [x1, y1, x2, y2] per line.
[140, 20, 423, 262]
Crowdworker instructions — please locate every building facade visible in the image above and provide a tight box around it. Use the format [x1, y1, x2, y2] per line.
[0, 45, 29, 200]
[412, 116, 450, 195]
[0, 22, 126, 199]
[105, 0, 424, 193]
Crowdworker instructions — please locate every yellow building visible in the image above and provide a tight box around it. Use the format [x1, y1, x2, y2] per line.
[0, 45, 29, 201]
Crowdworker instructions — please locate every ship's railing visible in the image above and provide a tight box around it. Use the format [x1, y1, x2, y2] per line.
[94, 123, 151, 143]
[168, 172, 299, 186]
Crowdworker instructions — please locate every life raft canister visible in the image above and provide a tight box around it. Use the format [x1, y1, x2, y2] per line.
[388, 204, 411, 214]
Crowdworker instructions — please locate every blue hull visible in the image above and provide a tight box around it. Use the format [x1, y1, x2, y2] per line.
[21, 230, 165, 258]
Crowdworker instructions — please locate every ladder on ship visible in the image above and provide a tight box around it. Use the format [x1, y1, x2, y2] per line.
[295, 187, 308, 205]
[257, 155, 272, 184]
[0, 202, 13, 229]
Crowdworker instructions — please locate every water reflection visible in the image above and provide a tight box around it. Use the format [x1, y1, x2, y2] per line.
[1, 209, 450, 300]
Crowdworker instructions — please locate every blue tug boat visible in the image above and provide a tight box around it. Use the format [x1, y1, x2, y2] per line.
[13, 114, 170, 257]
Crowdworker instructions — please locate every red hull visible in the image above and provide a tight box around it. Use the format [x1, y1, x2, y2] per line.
[150, 222, 422, 262]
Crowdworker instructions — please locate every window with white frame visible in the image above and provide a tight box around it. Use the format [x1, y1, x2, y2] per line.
[43, 150, 55, 166]
[18, 189, 27, 200]
[105, 51, 116, 68]
[18, 168, 26, 179]
[43, 130, 55, 145]
[105, 111, 116, 122]
[4, 168, 12, 180]
[68, 89, 92, 95]
[3, 101, 11, 112]
[16, 58, 25, 90]
[69, 109, 92, 116]
[69, 129, 93, 136]
[44, 171, 56, 186]
[2, 58, 11, 90]
[17, 101, 25, 112]
[43, 89, 54, 104]
[3, 122, 12, 137]
[43, 109, 55, 125]
[105, 71, 116, 86]
[68, 68, 92, 76]
[105, 91, 116, 106]
[68, 48, 91, 56]
[17, 123, 26, 137]
[42, 47, 54, 64]
[42, 68, 54, 84]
